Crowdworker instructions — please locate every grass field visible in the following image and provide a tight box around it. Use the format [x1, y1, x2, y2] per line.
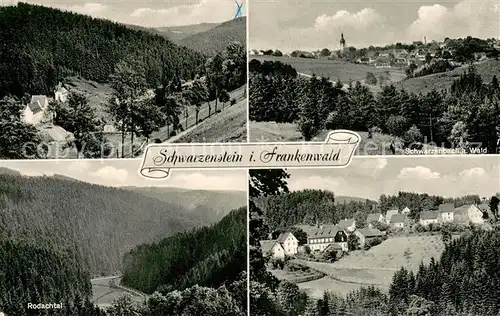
[397, 59, 500, 94]
[249, 121, 404, 155]
[91, 277, 146, 308]
[170, 97, 247, 143]
[251, 55, 406, 86]
[270, 268, 324, 284]
[291, 235, 446, 297]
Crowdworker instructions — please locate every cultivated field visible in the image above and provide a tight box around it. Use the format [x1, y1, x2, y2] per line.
[292, 235, 446, 297]
[249, 121, 405, 155]
[250, 55, 406, 86]
[397, 59, 500, 94]
[170, 97, 247, 143]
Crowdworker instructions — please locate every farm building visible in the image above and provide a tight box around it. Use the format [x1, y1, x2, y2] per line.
[306, 225, 348, 252]
[454, 204, 485, 225]
[366, 213, 384, 227]
[390, 214, 408, 229]
[419, 211, 439, 226]
[338, 218, 356, 233]
[354, 227, 385, 247]
[23, 95, 53, 126]
[277, 232, 298, 256]
[385, 209, 399, 224]
[438, 203, 455, 223]
[260, 240, 285, 260]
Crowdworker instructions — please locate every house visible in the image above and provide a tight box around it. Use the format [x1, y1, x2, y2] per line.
[366, 213, 384, 227]
[401, 207, 411, 215]
[22, 95, 52, 126]
[354, 227, 385, 247]
[307, 225, 348, 252]
[454, 204, 485, 225]
[419, 211, 439, 226]
[277, 232, 298, 256]
[103, 124, 117, 134]
[385, 209, 399, 224]
[260, 240, 285, 260]
[357, 57, 372, 64]
[54, 83, 69, 102]
[338, 218, 356, 233]
[438, 203, 455, 223]
[390, 214, 408, 229]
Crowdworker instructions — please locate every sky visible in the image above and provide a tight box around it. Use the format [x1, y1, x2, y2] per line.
[0, 159, 247, 190]
[249, 0, 500, 52]
[0, 0, 246, 27]
[286, 156, 500, 201]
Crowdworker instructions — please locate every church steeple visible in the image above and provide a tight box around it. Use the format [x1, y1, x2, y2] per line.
[340, 33, 346, 50]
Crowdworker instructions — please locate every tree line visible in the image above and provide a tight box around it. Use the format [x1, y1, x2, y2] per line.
[249, 169, 500, 316]
[249, 59, 500, 152]
[121, 207, 247, 296]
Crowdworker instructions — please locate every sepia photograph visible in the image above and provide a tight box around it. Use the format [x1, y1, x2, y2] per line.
[248, 0, 500, 155]
[249, 155, 500, 315]
[0, 160, 247, 315]
[0, 0, 247, 160]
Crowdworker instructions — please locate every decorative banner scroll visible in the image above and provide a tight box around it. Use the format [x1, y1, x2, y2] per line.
[139, 130, 360, 179]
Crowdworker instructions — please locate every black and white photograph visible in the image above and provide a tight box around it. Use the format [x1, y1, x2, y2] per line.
[0, 0, 247, 160]
[0, 160, 247, 315]
[248, 0, 500, 155]
[249, 155, 500, 315]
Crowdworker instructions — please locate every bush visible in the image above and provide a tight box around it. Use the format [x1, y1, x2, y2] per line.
[153, 138, 162, 143]
[386, 115, 409, 137]
[365, 72, 378, 85]
[230, 98, 237, 105]
[169, 131, 177, 137]
[403, 125, 423, 145]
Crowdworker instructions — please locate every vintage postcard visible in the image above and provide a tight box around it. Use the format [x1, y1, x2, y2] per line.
[0, 0, 247, 160]
[248, 0, 500, 155]
[0, 159, 247, 315]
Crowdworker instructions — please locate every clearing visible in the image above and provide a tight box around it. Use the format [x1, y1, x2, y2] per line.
[291, 234, 445, 298]
[251, 55, 405, 87]
[396, 59, 500, 94]
[249, 121, 405, 155]
[168, 97, 247, 143]
[91, 276, 146, 309]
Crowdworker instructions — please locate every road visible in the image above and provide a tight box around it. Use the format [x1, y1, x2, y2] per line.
[91, 276, 147, 308]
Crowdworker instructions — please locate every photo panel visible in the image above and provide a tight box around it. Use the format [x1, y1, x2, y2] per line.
[0, 159, 247, 315]
[0, 0, 247, 160]
[248, 0, 500, 155]
[249, 155, 500, 315]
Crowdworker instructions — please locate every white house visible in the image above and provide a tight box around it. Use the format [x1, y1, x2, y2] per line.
[260, 240, 285, 260]
[454, 204, 485, 225]
[438, 203, 455, 223]
[366, 213, 384, 228]
[385, 209, 399, 224]
[23, 95, 51, 125]
[401, 207, 411, 215]
[54, 83, 69, 102]
[390, 214, 408, 229]
[277, 232, 298, 256]
[419, 211, 439, 226]
[306, 225, 348, 252]
[103, 124, 117, 133]
[338, 218, 356, 233]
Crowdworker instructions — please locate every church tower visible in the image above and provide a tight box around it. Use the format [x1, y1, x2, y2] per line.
[340, 33, 346, 50]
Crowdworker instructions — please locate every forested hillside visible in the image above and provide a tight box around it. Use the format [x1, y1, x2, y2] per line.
[0, 174, 203, 276]
[250, 59, 500, 152]
[0, 239, 103, 316]
[0, 2, 204, 98]
[178, 17, 246, 55]
[122, 207, 247, 294]
[125, 187, 246, 221]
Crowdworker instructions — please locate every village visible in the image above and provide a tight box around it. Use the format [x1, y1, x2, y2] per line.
[260, 201, 493, 263]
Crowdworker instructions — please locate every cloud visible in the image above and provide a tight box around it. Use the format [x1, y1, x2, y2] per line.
[91, 166, 129, 185]
[314, 8, 383, 31]
[398, 166, 440, 180]
[459, 167, 486, 179]
[130, 0, 244, 27]
[358, 158, 387, 178]
[67, 3, 109, 15]
[407, 1, 499, 41]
